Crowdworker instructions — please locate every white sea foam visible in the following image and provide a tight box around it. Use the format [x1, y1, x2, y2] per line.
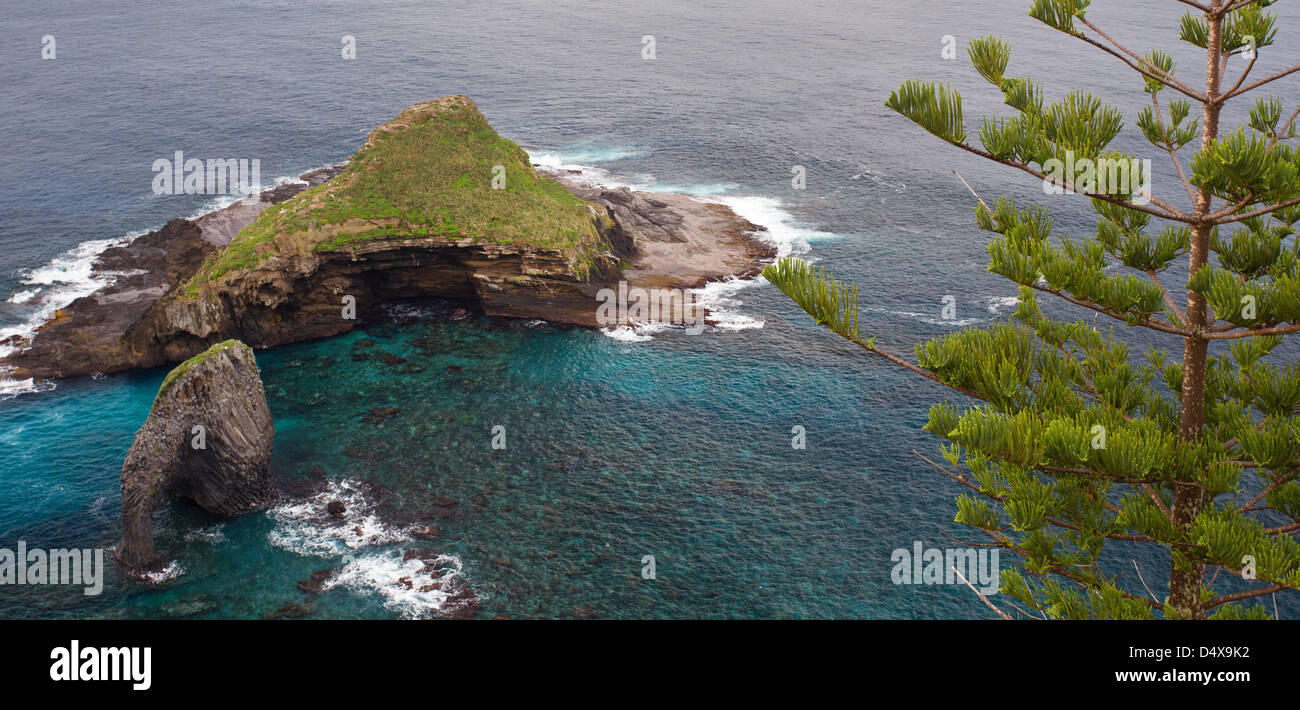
[0, 172, 311, 399]
[139, 560, 185, 584]
[861, 294, 1020, 328]
[0, 232, 141, 361]
[6, 289, 40, 304]
[863, 305, 983, 328]
[530, 152, 622, 189]
[987, 295, 1020, 315]
[708, 194, 834, 259]
[594, 279, 766, 341]
[0, 376, 54, 400]
[693, 277, 766, 332]
[266, 479, 471, 618]
[532, 151, 743, 201]
[849, 165, 908, 193]
[0, 230, 144, 398]
[182, 173, 307, 220]
[183, 525, 228, 544]
[535, 147, 837, 340]
[380, 302, 440, 325]
[324, 551, 467, 620]
[528, 145, 646, 165]
[538, 147, 837, 261]
[599, 323, 664, 342]
[267, 479, 410, 556]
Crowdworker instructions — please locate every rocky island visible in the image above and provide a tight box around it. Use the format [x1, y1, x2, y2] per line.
[2, 96, 775, 381]
[116, 339, 274, 571]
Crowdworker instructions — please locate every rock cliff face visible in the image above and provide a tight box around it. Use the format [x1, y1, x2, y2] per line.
[3, 165, 345, 379]
[116, 339, 274, 571]
[127, 224, 623, 360]
[2, 96, 775, 382]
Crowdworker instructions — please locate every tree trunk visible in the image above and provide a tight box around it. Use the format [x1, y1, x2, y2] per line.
[1171, 2, 1226, 619]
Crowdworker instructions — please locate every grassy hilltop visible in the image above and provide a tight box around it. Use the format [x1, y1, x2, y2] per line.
[187, 96, 609, 294]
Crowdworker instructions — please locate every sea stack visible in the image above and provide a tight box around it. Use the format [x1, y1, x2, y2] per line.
[116, 339, 274, 571]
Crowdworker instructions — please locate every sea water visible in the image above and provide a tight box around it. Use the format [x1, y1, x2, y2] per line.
[2, 0, 1297, 618]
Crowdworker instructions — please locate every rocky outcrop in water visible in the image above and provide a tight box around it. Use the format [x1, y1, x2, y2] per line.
[2, 97, 775, 383]
[3, 165, 344, 380]
[115, 339, 274, 571]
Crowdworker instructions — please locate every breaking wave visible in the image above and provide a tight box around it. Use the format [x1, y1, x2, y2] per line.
[266, 479, 474, 619]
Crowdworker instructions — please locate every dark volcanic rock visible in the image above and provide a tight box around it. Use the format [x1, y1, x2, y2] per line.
[115, 339, 274, 571]
[3, 165, 344, 381]
[264, 603, 315, 619]
[3, 100, 774, 383]
[298, 568, 337, 595]
[363, 406, 401, 424]
[2, 218, 212, 380]
[412, 526, 441, 539]
[553, 178, 777, 289]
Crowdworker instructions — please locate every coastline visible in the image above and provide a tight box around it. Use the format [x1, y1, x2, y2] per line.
[0, 168, 345, 398]
[0, 142, 777, 388]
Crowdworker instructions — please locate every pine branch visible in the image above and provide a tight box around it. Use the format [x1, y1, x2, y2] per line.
[1241, 474, 1294, 510]
[952, 565, 1015, 619]
[1076, 17, 1207, 101]
[1049, 342, 1135, 422]
[1205, 583, 1286, 609]
[1039, 464, 1173, 488]
[1027, 283, 1192, 337]
[1219, 1, 1263, 15]
[1215, 195, 1300, 224]
[1147, 268, 1188, 325]
[1150, 93, 1198, 206]
[1220, 61, 1300, 102]
[889, 76, 1193, 221]
[985, 529, 1163, 610]
[1205, 106, 1300, 222]
[1204, 191, 1258, 221]
[762, 259, 988, 401]
[1221, 46, 1258, 98]
[1203, 322, 1300, 339]
[951, 170, 990, 212]
[917, 452, 1158, 542]
[1274, 104, 1300, 148]
[1132, 560, 1164, 605]
[1143, 483, 1176, 521]
[953, 141, 1192, 222]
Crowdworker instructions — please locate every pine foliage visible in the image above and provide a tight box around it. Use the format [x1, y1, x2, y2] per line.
[765, 0, 1300, 618]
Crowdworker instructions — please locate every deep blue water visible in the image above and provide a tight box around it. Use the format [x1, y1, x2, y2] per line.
[1, 0, 1298, 618]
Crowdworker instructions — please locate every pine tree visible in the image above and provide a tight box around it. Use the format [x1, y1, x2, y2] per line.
[764, 0, 1300, 619]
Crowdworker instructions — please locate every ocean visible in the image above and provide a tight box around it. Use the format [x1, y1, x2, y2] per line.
[1, 0, 1297, 618]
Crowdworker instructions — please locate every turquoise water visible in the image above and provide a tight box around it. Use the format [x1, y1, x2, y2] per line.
[1, 297, 1003, 619]
[4, 0, 1300, 618]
